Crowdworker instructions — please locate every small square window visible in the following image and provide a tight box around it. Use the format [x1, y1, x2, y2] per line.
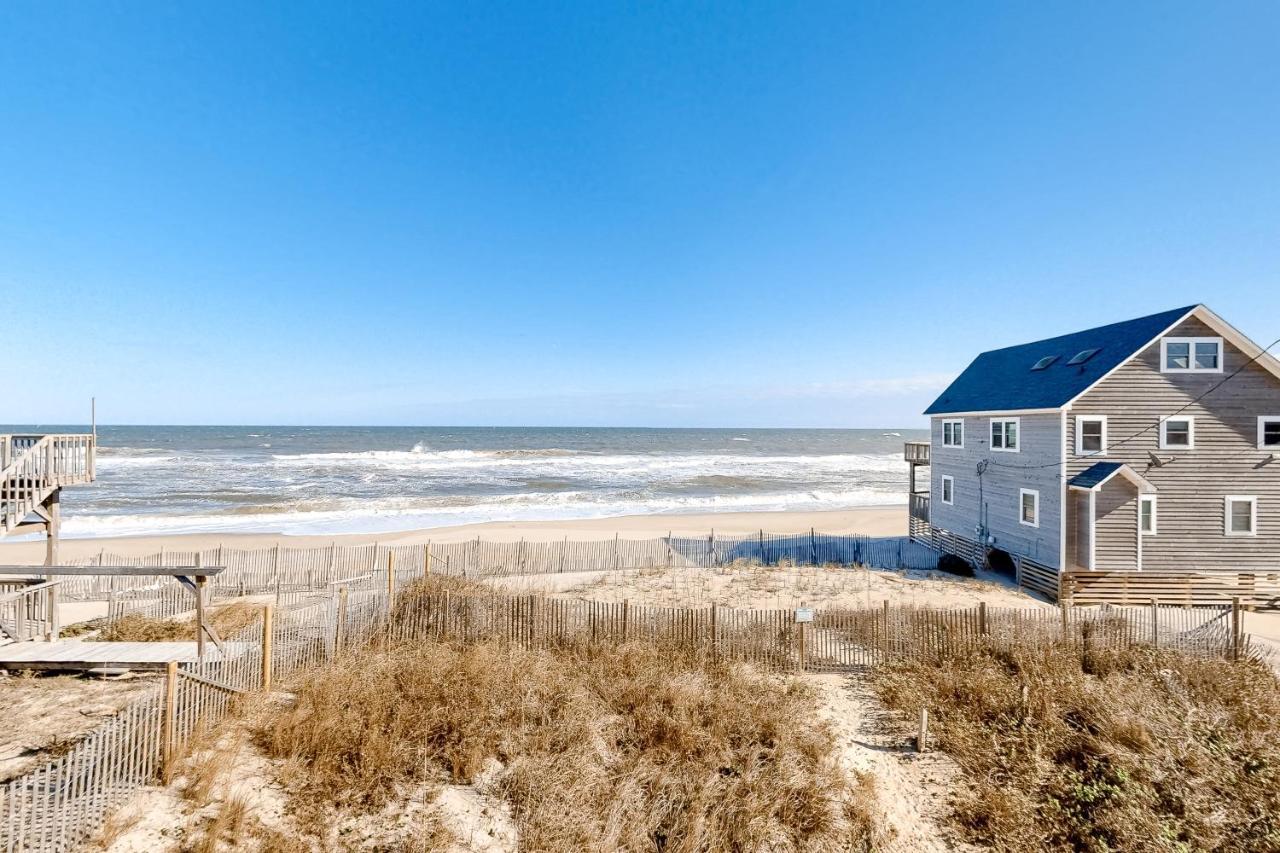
[1259, 417, 1280, 450]
[1225, 496, 1257, 537]
[941, 475, 954, 505]
[1019, 488, 1039, 528]
[1160, 417, 1194, 449]
[991, 418, 1019, 452]
[1076, 416, 1107, 455]
[1165, 341, 1189, 370]
[1194, 342, 1220, 370]
[942, 420, 964, 448]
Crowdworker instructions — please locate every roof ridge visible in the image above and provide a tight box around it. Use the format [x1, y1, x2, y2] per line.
[974, 305, 1198, 357]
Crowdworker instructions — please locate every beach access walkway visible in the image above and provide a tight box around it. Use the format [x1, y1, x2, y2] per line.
[0, 639, 250, 672]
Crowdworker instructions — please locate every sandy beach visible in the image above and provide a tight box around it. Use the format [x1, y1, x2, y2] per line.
[0, 506, 907, 563]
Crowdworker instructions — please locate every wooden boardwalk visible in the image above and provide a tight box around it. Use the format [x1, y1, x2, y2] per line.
[0, 639, 249, 671]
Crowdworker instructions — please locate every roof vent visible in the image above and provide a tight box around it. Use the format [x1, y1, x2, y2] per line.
[1068, 348, 1101, 365]
[1031, 356, 1059, 371]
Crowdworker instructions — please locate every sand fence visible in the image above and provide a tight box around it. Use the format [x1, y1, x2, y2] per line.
[0, 534, 1257, 852]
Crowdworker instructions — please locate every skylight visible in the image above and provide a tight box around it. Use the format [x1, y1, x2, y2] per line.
[1031, 356, 1059, 371]
[1068, 348, 1101, 365]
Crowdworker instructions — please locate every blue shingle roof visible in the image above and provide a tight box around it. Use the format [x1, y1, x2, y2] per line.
[1068, 462, 1126, 490]
[924, 305, 1198, 415]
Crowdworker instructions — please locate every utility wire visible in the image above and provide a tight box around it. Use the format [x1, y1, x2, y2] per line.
[975, 335, 1280, 473]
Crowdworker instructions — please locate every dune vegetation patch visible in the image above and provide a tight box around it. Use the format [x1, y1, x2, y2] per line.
[257, 638, 878, 852]
[95, 601, 262, 643]
[872, 640, 1280, 852]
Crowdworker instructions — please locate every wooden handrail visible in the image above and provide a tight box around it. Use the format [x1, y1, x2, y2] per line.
[0, 579, 63, 604]
[0, 433, 95, 535]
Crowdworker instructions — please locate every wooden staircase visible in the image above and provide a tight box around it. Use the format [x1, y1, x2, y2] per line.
[0, 434, 95, 642]
[0, 434, 95, 536]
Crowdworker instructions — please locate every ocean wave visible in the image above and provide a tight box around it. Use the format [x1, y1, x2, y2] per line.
[57, 486, 906, 539]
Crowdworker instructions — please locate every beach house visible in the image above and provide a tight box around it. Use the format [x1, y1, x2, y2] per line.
[905, 305, 1280, 604]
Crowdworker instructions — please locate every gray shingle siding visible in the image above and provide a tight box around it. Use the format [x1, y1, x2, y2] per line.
[1066, 315, 1280, 570]
[930, 413, 1063, 568]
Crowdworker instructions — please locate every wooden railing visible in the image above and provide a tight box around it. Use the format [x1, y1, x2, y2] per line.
[1064, 570, 1280, 610]
[0, 580, 61, 642]
[903, 440, 930, 464]
[909, 492, 930, 522]
[0, 434, 95, 535]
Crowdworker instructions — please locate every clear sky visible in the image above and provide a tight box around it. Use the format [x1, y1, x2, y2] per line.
[3, 2, 1278, 428]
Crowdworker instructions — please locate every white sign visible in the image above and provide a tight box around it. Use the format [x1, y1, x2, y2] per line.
[794, 608, 814, 623]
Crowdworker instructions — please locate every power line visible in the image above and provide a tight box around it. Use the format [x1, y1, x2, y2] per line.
[976, 335, 1280, 473]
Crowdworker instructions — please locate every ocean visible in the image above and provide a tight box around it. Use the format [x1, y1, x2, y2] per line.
[7, 426, 927, 538]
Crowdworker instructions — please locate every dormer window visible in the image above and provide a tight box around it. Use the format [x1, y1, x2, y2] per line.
[1162, 337, 1222, 373]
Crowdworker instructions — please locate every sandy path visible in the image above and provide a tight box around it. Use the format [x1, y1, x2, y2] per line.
[806, 671, 972, 853]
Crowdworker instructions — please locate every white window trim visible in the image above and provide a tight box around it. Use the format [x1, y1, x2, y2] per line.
[1159, 416, 1195, 450]
[941, 475, 954, 505]
[1258, 416, 1280, 450]
[1161, 337, 1223, 374]
[1224, 495, 1258, 537]
[1139, 495, 1157, 535]
[941, 419, 964, 448]
[1019, 488, 1040, 528]
[1075, 415, 1108, 456]
[991, 417, 1020, 453]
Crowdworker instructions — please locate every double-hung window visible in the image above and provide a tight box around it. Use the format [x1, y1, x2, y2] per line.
[1225, 496, 1258, 537]
[1160, 416, 1194, 450]
[1076, 416, 1107, 456]
[941, 475, 955, 505]
[991, 418, 1019, 452]
[942, 419, 964, 448]
[1019, 488, 1039, 528]
[1139, 495, 1157, 535]
[1162, 337, 1223, 373]
[1258, 417, 1280, 450]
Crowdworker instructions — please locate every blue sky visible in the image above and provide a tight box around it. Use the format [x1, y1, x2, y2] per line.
[3, 2, 1278, 428]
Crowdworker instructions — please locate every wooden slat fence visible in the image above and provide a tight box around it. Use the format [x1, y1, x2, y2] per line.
[1, 548, 1264, 851]
[21, 533, 947, 624]
[1065, 570, 1280, 610]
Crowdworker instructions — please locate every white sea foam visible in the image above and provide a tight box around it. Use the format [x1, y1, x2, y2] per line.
[58, 486, 905, 539]
[59, 428, 919, 539]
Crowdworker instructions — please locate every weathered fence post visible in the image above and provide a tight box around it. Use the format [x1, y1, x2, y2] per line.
[424, 542, 432, 576]
[882, 599, 891, 660]
[710, 602, 718, 658]
[1231, 597, 1242, 661]
[797, 619, 806, 671]
[622, 598, 630, 642]
[162, 661, 178, 782]
[261, 605, 274, 690]
[385, 552, 396, 647]
[1150, 598, 1159, 647]
[978, 601, 988, 635]
[917, 708, 929, 752]
[336, 585, 349, 653]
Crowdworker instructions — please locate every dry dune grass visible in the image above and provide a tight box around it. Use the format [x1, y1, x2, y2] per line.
[257, 637, 878, 852]
[873, 639, 1280, 852]
[95, 601, 262, 642]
